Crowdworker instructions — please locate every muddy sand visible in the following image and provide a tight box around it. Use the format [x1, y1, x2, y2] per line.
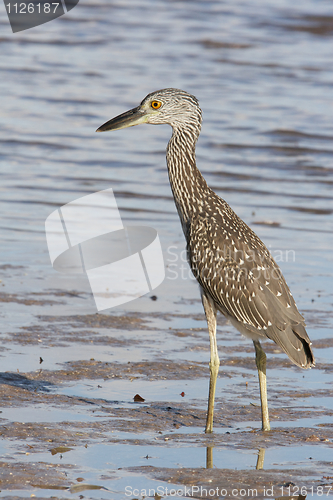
[0, 294, 333, 499]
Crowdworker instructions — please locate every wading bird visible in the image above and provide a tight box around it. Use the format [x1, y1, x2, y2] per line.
[97, 89, 315, 433]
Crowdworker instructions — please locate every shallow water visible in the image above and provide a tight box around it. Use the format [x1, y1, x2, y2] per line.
[0, 0, 333, 498]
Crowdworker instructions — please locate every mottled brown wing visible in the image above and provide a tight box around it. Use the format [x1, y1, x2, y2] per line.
[186, 210, 314, 368]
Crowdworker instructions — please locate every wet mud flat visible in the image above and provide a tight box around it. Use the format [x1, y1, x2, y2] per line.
[0, 296, 333, 499]
[0, 0, 332, 496]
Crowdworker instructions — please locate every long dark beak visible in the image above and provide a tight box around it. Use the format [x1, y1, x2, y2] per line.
[96, 106, 148, 132]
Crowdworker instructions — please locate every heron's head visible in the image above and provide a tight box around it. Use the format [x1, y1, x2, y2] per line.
[96, 88, 202, 133]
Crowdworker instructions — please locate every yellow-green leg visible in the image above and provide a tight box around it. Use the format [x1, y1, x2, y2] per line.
[253, 340, 271, 431]
[202, 292, 219, 434]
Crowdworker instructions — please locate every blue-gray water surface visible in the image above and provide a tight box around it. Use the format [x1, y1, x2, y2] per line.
[0, 0, 332, 498]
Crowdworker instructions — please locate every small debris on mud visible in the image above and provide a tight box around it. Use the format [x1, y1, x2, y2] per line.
[134, 394, 145, 402]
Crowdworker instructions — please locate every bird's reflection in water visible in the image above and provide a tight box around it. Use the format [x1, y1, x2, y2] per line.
[205, 448, 307, 500]
[205, 446, 266, 470]
[206, 446, 213, 469]
[256, 448, 265, 470]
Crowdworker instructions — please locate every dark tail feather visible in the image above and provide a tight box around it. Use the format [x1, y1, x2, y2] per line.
[292, 323, 315, 368]
[267, 323, 315, 369]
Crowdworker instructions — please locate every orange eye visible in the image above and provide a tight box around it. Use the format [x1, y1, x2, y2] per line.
[151, 100, 162, 109]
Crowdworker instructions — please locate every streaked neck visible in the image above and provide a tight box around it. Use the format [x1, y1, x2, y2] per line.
[166, 124, 208, 229]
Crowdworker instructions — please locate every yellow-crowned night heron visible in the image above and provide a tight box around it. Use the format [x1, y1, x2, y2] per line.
[97, 88, 315, 433]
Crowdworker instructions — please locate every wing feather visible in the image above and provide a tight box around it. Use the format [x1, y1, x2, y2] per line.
[186, 211, 314, 368]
